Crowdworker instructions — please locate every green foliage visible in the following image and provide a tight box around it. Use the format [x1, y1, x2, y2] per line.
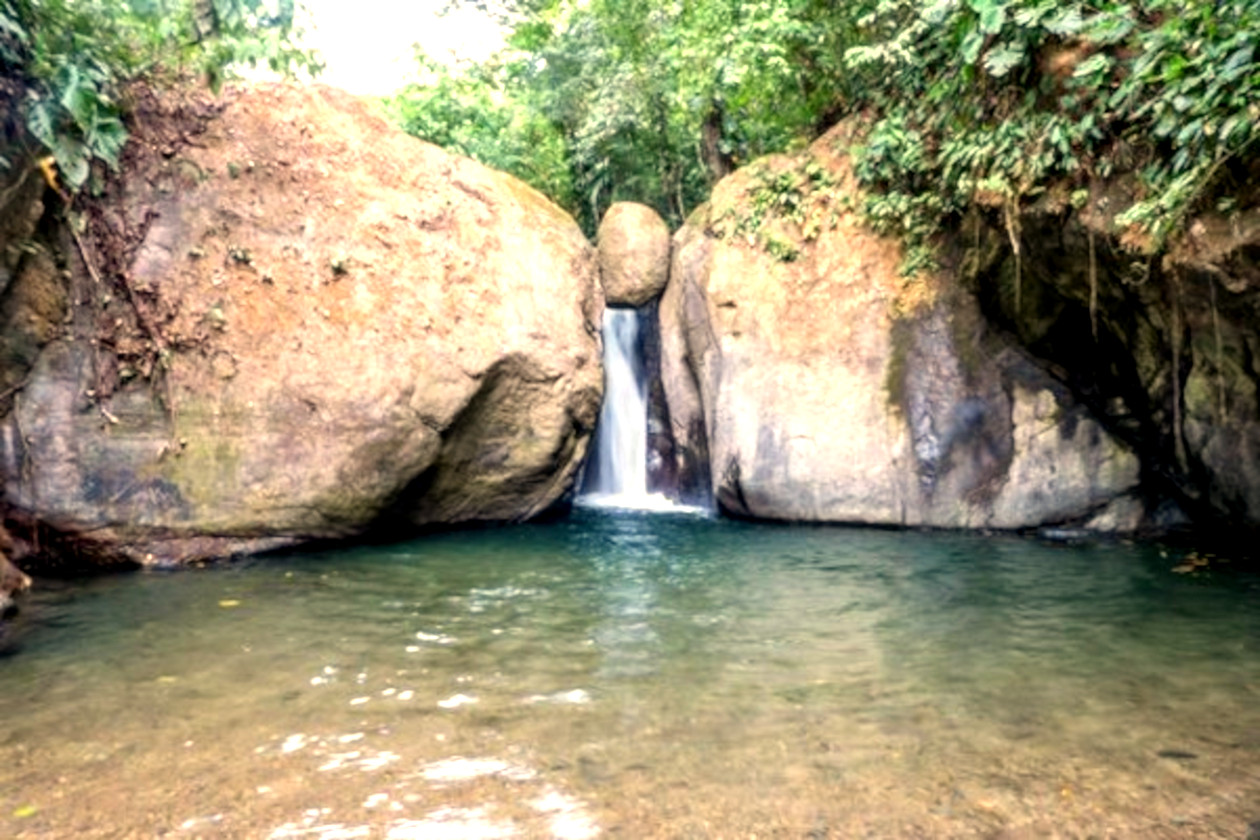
[711, 157, 840, 261]
[412, 0, 868, 234]
[846, 0, 1260, 267]
[385, 53, 575, 211]
[407, 0, 1256, 268]
[0, 0, 319, 191]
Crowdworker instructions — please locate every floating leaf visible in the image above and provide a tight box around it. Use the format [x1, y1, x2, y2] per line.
[219, 599, 241, 608]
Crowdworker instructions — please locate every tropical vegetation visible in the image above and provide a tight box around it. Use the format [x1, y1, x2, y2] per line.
[0, 0, 319, 191]
[393, 0, 1258, 263]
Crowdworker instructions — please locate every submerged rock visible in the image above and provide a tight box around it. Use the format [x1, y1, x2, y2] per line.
[658, 126, 1139, 530]
[0, 83, 603, 566]
[596, 202, 671, 307]
[0, 526, 29, 615]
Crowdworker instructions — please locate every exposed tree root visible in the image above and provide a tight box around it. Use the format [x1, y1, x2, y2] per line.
[1209, 274, 1226, 423]
[1004, 199, 1022, 314]
[1170, 269, 1186, 471]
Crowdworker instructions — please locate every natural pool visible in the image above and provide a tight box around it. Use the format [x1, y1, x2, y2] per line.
[0, 507, 1257, 839]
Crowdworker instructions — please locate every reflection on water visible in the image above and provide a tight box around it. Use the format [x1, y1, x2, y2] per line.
[1, 510, 1258, 838]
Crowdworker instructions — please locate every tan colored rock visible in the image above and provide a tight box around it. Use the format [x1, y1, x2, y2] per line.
[597, 202, 671, 306]
[0, 83, 603, 564]
[0, 526, 30, 613]
[659, 127, 1139, 529]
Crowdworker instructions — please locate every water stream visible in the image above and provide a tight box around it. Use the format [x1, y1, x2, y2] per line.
[0, 513, 1258, 838]
[580, 308, 679, 512]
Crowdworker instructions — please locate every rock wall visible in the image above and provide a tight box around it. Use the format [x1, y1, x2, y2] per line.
[0, 83, 603, 567]
[658, 128, 1141, 530]
[966, 180, 1260, 533]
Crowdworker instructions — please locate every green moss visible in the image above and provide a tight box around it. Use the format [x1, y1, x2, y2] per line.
[156, 397, 251, 510]
[945, 293, 985, 387]
[884, 316, 913, 417]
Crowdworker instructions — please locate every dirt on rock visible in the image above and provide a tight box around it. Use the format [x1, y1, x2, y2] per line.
[0, 81, 604, 568]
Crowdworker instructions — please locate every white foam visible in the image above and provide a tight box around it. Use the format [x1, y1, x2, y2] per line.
[385, 807, 517, 840]
[576, 493, 708, 515]
[437, 693, 478, 709]
[420, 757, 536, 784]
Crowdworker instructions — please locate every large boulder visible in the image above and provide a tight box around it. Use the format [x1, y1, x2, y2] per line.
[0, 83, 603, 565]
[596, 202, 671, 306]
[967, 182, 1260, 534]
[659, 127, 1140, 529]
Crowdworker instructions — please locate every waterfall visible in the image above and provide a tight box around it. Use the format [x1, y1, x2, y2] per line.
[586, 308, 650, 502]
[581, 307, 704, 513]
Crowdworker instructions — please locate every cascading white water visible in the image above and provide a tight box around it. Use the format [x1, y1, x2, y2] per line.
[587, 308, 649, 502]
[581, 307, 705, 513]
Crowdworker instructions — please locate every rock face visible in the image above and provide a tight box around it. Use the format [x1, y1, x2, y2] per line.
[968, 189, 1260, 533]
[659, 128, 1140, 529]
[596, 202, 671, 306]
[0, 83, 603, 565]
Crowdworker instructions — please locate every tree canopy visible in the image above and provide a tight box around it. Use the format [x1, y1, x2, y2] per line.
[391, 0, 859, 233]
[394, 0, 1258, 262]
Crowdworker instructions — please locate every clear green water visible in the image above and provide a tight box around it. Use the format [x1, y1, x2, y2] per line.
[1, 509, 1258, 838]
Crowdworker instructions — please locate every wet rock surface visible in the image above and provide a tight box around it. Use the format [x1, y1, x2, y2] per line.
[658, 126, 1139, 529]
[0, 83, 603, 566]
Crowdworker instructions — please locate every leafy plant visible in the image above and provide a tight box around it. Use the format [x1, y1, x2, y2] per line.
[710, 157, 839, 261]
[845, 0, 1260, 271]
[0, 0, 320, 191]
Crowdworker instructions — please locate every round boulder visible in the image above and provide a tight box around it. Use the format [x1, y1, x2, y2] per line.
[597, 202, 670, 306]
[0, 82, 604, 566]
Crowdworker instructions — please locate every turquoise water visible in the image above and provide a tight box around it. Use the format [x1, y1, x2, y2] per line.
[0, 509, 1258, 838]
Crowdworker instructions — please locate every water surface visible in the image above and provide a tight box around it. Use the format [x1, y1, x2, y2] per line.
[1, 510, 1258, 838]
